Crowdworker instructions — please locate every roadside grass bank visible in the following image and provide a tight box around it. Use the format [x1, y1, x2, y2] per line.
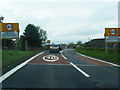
[2, 50, 40, 69]
[75, 47, 120, 64]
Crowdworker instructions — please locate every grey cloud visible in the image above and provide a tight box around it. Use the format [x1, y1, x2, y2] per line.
[1, 1, 118, 43]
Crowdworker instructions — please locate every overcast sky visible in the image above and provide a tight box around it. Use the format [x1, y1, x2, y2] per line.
[0, 0, 119, 44]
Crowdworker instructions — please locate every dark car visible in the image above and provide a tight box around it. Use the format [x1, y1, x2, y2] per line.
[49, 44, 60, 53]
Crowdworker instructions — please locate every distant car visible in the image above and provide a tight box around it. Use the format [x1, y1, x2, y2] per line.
[49, 44, 60, 53]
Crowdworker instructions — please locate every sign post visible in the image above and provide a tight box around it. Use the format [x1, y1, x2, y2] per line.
[0, 23, 19, 50]
[46, 40, 51, 45]
[105, 43, 108, 54]
[47, 40, 50, 43]
[105, 28, 120, 54]
[0, 23, 19, 39]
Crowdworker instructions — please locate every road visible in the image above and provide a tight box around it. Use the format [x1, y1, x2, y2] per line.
[1, 49, 119, 89]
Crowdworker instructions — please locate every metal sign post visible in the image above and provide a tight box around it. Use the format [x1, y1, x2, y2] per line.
[105, 28, 120, 54]
[105, 43, 108, 54]
[113, 43, 115, 54]
[0, 22, 19, 50]
[0, 23, 19, 39]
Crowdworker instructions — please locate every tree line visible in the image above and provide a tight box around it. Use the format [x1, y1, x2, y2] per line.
[2, 24, 47, 50]
[67, 41, 83, 48]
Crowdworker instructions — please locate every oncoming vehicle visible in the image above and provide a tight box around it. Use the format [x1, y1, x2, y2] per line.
[49, 44, 60, 53]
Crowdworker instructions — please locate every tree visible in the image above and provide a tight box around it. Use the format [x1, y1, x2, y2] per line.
[68, 42, 76, 48]
[77, 41, 82, 46]
[2, 39, 14, 49]
[20, 35, 26, 50]
[23, 24, 47, 48]
[39, 29, 47, 45]
[24, 24, 41, 48]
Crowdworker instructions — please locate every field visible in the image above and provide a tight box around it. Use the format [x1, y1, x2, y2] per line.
[75, 46, 120, 64]
[2, 50, 39, 69]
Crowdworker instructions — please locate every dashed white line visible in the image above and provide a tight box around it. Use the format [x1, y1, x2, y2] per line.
[70, 62, 90, 78]
[0, 52, 44, 83]
[77, 53, 120, 67]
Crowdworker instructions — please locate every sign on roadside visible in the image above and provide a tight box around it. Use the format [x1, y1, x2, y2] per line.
[105, 28, 120, 43]
[105, 28, 120, 36]
[0, 23, 19, 39]
[47, 40, 50, 43]
[105, 36, 120, 43]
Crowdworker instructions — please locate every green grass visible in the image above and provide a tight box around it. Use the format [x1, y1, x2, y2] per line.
[75, 47, 120, 64]
[2, 50, 39, 69]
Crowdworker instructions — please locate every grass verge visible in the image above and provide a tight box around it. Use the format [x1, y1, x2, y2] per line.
[75, 47, 120, 64]
[2, 50, 39, 69]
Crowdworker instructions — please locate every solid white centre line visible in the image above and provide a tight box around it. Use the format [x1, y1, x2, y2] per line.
[0, 52, 44, 83]
[70, 62, 90, 78]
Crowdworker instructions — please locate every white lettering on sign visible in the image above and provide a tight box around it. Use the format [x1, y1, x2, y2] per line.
[6, 24, 13, 30]
[0, 31, 19, 39]
[43, 55, 59, 62]
[105, 36, 120, 43]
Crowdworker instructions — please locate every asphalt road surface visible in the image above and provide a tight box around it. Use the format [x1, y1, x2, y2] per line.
[1, 49, 119, 89]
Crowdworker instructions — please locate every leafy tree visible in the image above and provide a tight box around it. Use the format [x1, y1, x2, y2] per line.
[23, 24, 47, 48]
[2, 39, 14, 49]
[24, 24, 41, 48]
[68, 42, 76, 48]
[39, 29, 47, 45]
[77, 41, 82, 46]
[20, 35, 25, 50]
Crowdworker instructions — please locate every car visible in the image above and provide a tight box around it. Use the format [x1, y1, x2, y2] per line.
[49, 44, 60, 53]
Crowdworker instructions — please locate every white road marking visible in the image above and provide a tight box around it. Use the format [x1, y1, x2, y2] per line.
[0, 52, 44, 83]
[76, 64, 96, 66]
[60, 52, 67, 59]
[43, 55, 59, 62]
[60, 49, 74, 53]
[77, 53, 120, 67]
[28, 64, 70, 66]
[60, 51, 63, 53]
[62, 49, 74, 51]
[70, 62, 90, 78]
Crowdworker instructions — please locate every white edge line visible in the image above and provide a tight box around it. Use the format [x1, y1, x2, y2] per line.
[77, 53, 120, 67]
[70, 62, 90, 78]
[60, 52, 67, 59]
[0, 52, 44, 83]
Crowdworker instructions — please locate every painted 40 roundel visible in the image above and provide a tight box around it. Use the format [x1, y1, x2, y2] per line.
[110, 29, 116, 35]
[43, 55, 59, 62]
[6, 24, 13, 30]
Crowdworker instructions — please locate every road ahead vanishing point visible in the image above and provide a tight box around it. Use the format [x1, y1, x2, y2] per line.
[1, 49, 119, 89]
